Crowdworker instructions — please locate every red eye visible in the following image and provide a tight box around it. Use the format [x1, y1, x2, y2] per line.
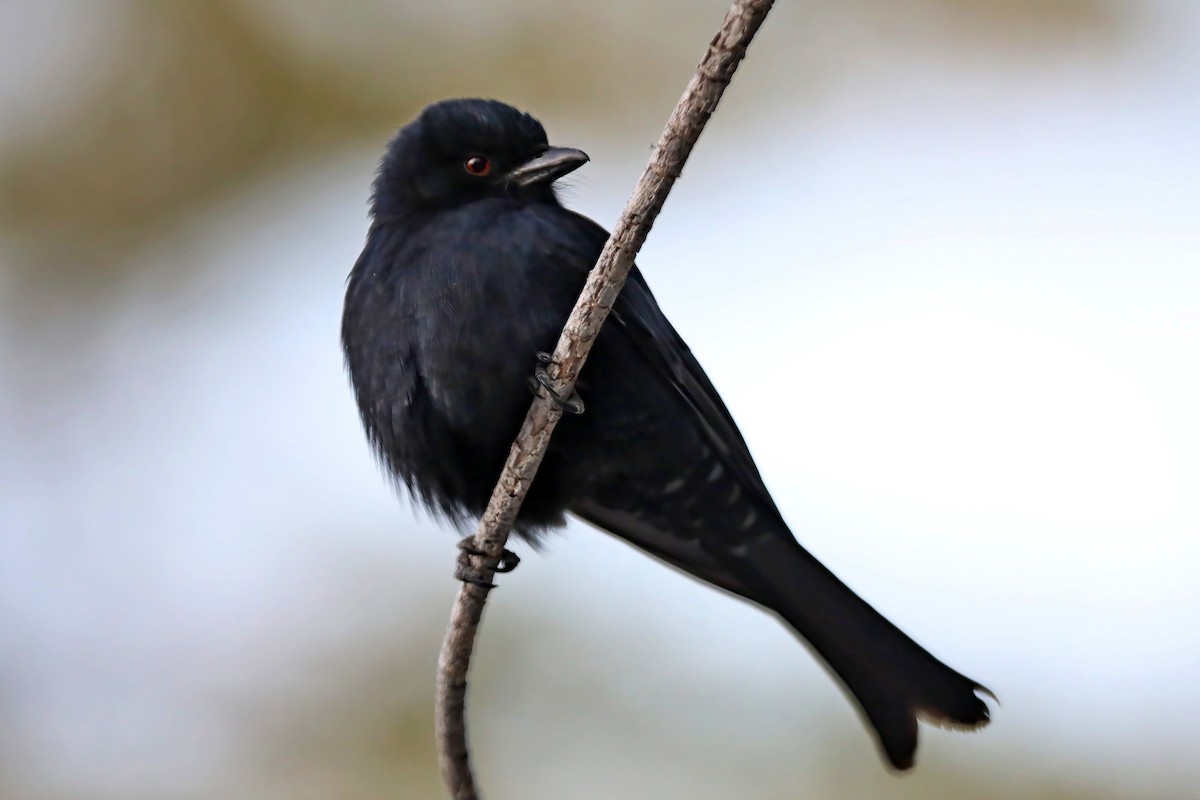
[464, 156, 491, 177]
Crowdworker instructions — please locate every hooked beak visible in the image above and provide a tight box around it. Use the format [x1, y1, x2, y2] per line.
[505, 146, 589, 188]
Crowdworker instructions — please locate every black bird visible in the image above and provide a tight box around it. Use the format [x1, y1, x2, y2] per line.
[341, 98, 991, 770]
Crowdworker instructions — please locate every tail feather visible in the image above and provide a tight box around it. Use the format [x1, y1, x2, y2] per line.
[722, 531, 991, 770]
[571, 497, 991, 770]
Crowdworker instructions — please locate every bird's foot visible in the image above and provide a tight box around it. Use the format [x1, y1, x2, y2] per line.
[531, 351, 584, 415]
[454, 536, 521, 589]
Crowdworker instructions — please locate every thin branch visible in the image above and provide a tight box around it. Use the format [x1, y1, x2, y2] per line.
[435, 1, 776, 797]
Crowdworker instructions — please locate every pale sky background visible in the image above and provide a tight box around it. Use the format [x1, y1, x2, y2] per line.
[1, 2, 1197, 798]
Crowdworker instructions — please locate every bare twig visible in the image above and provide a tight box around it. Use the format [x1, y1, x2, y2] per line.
[435, 1, 776, 797]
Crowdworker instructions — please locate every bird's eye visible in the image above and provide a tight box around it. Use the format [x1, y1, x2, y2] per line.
[464, 156, 491, 177]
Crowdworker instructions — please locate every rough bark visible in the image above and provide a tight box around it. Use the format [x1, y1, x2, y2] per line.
[435, 1, 776, 797]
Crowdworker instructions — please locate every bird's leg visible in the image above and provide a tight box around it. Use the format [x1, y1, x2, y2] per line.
[454, 536, 521, 588]
[531, 351, 585, 415]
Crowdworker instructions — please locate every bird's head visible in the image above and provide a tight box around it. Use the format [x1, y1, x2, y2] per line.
[371, 98, 589, 216]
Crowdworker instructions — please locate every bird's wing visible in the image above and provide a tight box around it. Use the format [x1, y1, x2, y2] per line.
[559, 210, 789, 600]
[561, 211, 782, 520]
[617, 270, 781, 514]
[571, 497, 759, 601]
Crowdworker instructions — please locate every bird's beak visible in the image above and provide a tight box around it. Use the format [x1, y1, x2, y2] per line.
[505, 146, 589, 188]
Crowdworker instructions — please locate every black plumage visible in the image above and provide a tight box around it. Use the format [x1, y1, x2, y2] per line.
[341, 98, 991, 770]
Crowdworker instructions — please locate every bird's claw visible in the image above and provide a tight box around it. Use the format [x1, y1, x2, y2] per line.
[454, 536, 521, 588]
[532, 351, 584, 415]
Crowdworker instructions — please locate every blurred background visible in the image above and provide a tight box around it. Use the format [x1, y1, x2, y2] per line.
[1, 1, 1197, 798]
